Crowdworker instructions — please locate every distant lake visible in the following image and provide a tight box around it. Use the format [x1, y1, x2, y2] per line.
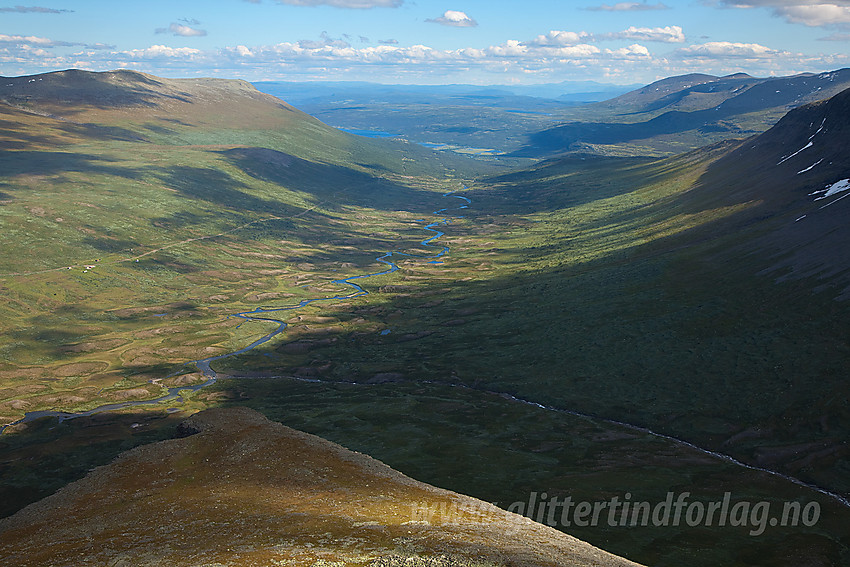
[337, 127, 399, 138]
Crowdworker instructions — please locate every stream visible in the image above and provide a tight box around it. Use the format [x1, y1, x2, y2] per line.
[3, 187, 848, 511]
[0, 190, 468, 430]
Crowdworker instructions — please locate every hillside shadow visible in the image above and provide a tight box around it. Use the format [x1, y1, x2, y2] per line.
[467, 155, 660, 213]
[0, 105, 147, 145]
[55, 122, 148, 142]
[0, 408, 182, 518]
[0, 150, 146, 180]
[512, 109, 749, 156]
[220, 147, 439, 212]
[2, 69, 192, 116]
[157, 165, 304, 216]
[82, 236, 142, 254]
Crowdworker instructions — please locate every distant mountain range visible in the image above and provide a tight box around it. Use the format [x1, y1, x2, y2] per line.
[253, 79, 639, 107]
[252, 70, 850, 161]
[515, 68, 850, 157]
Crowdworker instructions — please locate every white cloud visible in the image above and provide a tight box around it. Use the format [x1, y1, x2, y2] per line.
[274, 0, 403, 7]
[0, 33, 112, 49]
[550, 44, 602, 57]
[608, 25, 685, 42]
[0, 5, 73, 12]
[0, 33, 57, 46]
[716, 1, 850, 27]
[532, 30, 593, 46]
[485, 40, 529, 57]
[156, 23, 208, 37]
[779, 4, 850, 25]
[122, 45, 204, 59]
[587, 1, 669, 10]
[606, 43, 652, 58]
[426, 10, 478, 27]
[677, 41, 784, 57]
[533, 26, 682, 46]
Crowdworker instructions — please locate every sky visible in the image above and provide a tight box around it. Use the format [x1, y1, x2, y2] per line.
[2, 0, 850, 85]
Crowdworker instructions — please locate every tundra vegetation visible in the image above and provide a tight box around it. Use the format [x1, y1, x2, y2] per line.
[1, 70, 849, 566]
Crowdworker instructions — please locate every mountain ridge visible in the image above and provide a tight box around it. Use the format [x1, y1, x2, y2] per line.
[516, 68, 850, 157]
[0, 407, 643, 567]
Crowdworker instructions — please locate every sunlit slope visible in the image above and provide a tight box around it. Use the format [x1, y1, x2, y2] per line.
[0, 407, 643, 567]
[0, 69, 471, 424]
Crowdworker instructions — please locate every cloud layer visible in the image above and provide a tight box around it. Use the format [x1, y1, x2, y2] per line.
[273, 0, 403, 7]
[0, 16, 846, 84]
[718, 0, 850, 27]
[0, 5, 73, 13]
[586, 2, 669, 11]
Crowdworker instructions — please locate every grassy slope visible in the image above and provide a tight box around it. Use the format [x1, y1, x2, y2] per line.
[0, 407, 644, 567]
[2, 70, 850, 567]
[0, 69, 486, 422]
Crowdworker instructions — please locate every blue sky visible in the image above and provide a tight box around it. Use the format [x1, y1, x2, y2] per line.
[2, 1, 850, 84]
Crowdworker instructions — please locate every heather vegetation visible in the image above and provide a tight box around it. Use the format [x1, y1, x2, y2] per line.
[2, 69, 850, 566]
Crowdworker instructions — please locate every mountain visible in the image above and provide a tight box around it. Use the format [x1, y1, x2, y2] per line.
[251, 81, 615, 159]
[0, 407, 642, 567]
[447, 86, 850, 498]
[516, 68, 850, 157]
[674, 84, 850, 293]
[0, 68, 454, 170]
[4, 68, 850, 567]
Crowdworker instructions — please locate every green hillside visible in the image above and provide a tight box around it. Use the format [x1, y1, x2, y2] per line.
[0, 68, 482, 421]
[2, 70, 850, 567]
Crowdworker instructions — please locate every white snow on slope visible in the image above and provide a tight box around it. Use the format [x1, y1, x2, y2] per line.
[809, 117, 827, 141]
[808, 179, 850, 209]
[810, 179, 850, 201]
[777, 141, 813, 165]
[797, 158, 824, 174]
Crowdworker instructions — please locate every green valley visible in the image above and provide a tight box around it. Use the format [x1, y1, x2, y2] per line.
[2, 69, 850, 567]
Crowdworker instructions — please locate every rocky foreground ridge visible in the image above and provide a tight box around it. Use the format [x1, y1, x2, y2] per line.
[0, 407, 642, 567]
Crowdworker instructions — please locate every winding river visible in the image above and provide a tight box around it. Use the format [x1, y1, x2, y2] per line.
[1, 190, 468, 430]
[3, 187, 849, 512]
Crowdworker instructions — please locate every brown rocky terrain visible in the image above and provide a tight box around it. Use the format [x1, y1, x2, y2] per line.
[0, 407, 642, 567]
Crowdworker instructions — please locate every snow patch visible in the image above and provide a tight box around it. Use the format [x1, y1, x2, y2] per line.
[777, 141, 813, 165]
[810, 179, 850, 201]
[797, 158, 823, 174]
[808, 117, 826, 141]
